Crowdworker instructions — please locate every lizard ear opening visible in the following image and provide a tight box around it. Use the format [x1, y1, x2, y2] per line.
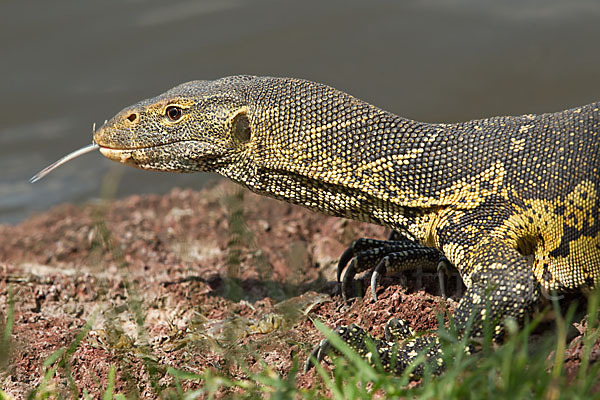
[232, 109, 251, 144]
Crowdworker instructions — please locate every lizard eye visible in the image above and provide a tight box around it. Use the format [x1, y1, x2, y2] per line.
[166, 106, 183, 121]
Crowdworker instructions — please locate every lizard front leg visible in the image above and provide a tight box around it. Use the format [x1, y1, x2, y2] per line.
[305, 236, 542, 377]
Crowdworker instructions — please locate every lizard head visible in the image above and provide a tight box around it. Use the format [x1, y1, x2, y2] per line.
[93, 75, 257, 173]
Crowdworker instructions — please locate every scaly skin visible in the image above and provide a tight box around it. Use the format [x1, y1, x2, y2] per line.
[93, 76, 600, 377]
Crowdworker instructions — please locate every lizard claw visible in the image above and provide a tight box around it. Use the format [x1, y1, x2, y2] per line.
[337, 238, 384, 283]
[341, 259, 359, 301]
[370, 259, 387, 301]
[437, 257, 451, 299]
[303, 338, 332, 373]
[337, 246, 355, 282]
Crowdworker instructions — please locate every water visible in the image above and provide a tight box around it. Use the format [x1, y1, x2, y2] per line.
[2, 0, 599, 224]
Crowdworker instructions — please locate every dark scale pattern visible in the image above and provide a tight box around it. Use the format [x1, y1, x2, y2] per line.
[93, 76, 600, 378]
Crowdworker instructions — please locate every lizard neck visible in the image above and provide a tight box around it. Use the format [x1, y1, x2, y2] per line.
[216, 80, 456, 234]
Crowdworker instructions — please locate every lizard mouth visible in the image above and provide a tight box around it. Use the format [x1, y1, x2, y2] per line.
[98, 141, 187, 169]
[98, 146, 138, 166]
[98, 141, 225, 172]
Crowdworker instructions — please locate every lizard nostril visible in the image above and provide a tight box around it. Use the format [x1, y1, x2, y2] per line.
[126, 113, 138, 123]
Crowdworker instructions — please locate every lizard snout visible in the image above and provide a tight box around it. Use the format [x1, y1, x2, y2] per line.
[93, 107, 143, 150]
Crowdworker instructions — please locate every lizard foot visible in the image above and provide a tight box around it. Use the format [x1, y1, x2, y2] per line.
[304, 319, 444, 378]
[337, 232, 451, 300]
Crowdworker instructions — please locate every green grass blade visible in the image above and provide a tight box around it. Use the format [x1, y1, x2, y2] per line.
[102, 365, 116, 400]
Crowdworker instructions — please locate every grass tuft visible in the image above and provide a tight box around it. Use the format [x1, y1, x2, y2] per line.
[19, 291, 600, 399]
[0, 286, 14, 371]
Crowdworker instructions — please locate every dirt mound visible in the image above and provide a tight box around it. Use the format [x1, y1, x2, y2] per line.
[0, 182, 595, 397]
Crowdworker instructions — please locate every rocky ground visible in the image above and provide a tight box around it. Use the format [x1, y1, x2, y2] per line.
[0, 181, 597, 398]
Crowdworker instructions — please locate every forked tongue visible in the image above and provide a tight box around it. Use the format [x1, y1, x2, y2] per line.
[29, 143, 100, 183]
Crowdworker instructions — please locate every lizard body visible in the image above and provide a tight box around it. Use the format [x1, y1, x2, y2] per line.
[94, 76, 600, 375]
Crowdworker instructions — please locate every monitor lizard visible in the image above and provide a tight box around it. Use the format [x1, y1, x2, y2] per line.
[91, 75, 600, 377]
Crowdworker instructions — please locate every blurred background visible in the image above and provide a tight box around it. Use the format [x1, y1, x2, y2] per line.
[1, 0, 600, 224]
